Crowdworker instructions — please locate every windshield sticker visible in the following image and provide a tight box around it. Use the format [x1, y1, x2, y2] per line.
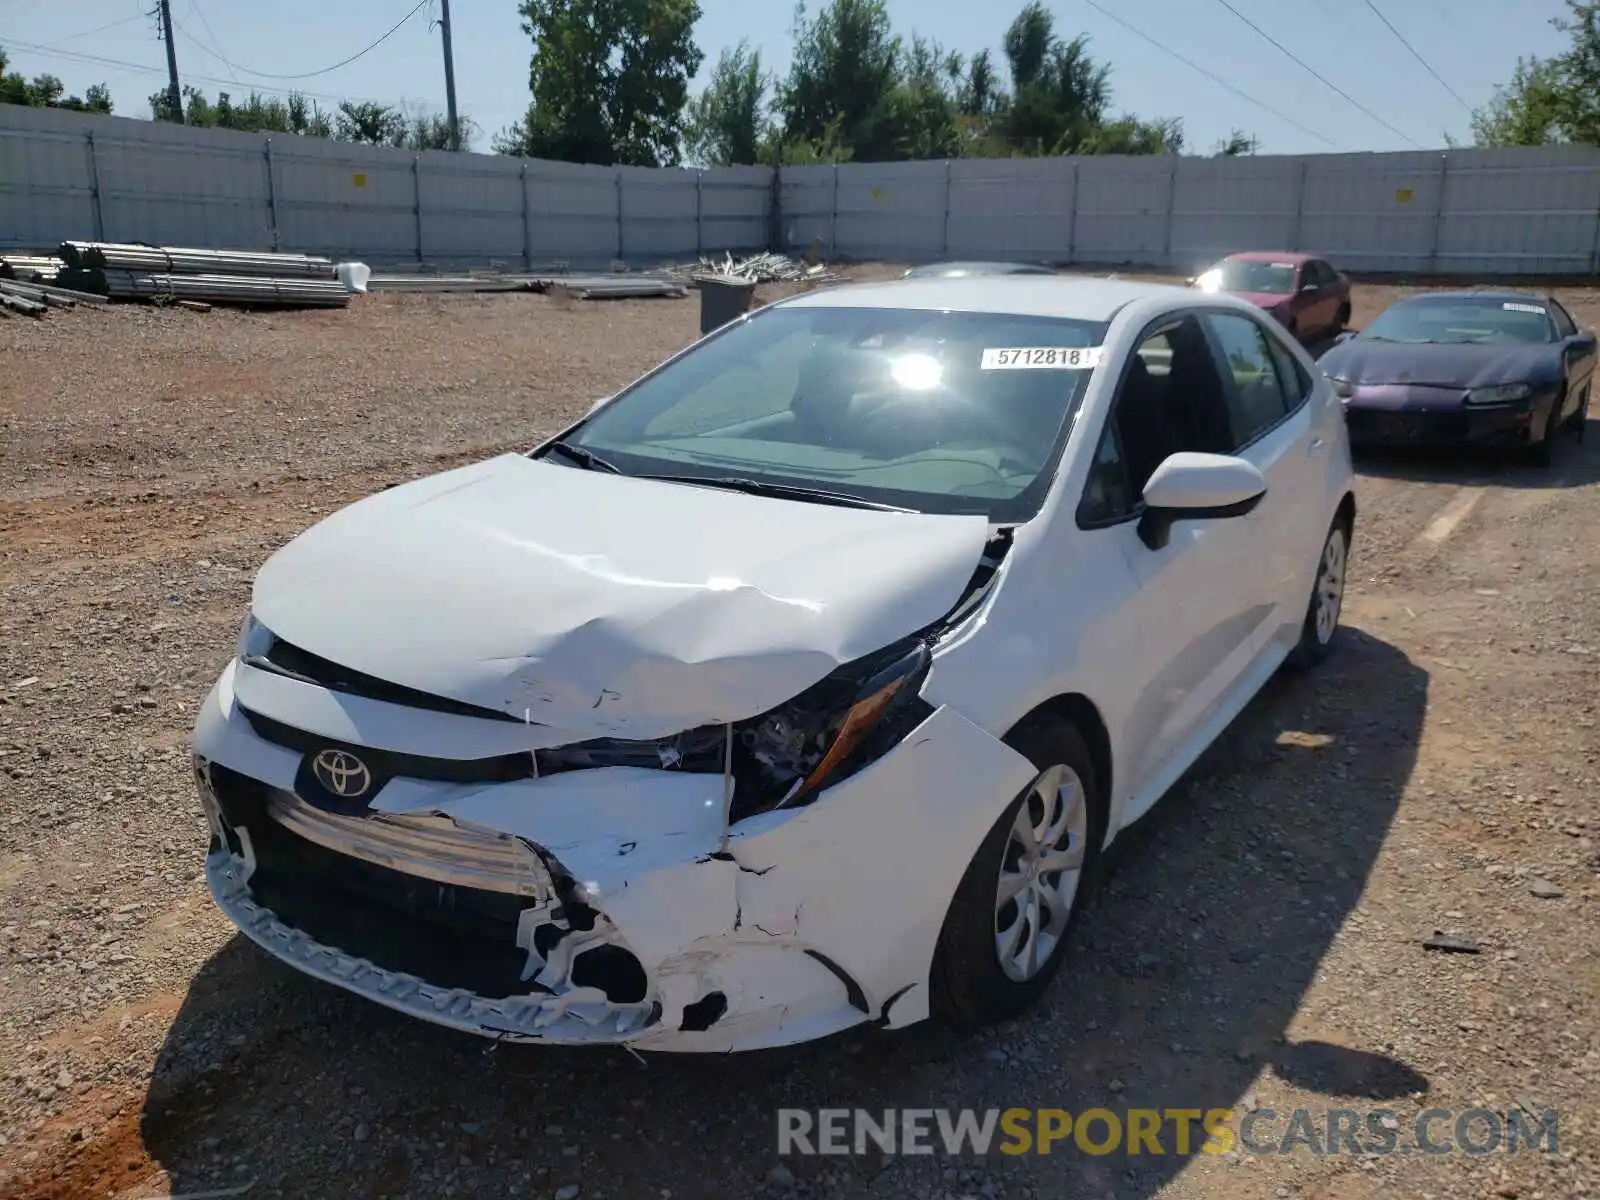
[1503, 302, 1546, 314]
[981, 346, 1103, 370]
[1271, 261, 1297, 269]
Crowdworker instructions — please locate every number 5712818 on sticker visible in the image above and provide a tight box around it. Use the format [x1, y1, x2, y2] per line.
[981, 346, 1104, 371]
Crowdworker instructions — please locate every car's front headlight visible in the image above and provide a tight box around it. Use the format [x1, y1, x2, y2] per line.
[730, 638, 934, 819]
[536, 638, 935, 819]
[1465, 383, 1534, 406]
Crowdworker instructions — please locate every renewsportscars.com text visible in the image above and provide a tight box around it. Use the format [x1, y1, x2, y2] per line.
[777, 1106, 1560, 1158]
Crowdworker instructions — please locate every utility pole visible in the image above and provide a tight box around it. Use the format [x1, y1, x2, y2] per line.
[438, 0, 460, 151]
[156, 0, 183, 122]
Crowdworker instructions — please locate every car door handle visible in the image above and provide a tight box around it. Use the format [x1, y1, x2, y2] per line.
[1307, 436, 1325, 455]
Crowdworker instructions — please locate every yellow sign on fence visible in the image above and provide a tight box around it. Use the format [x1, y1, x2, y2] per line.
[352, 173, 368, 188]
[1395, 187, 1414, 203]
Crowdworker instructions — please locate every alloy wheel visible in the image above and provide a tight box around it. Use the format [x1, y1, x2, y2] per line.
[1315, 526, 1347, 645]
[993, 764, 1089, 983]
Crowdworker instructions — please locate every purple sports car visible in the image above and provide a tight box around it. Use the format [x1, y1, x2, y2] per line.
[1319, 290, 1595, 462]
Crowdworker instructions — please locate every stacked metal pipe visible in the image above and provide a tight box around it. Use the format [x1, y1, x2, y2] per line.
[0, 254, 64, 283]
[58, 241, 335, 279]
[47, 241, 349, 309]
[101, 270, 350, 308]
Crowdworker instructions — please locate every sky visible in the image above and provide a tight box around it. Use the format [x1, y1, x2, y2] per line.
[0, 0, 1574, 156]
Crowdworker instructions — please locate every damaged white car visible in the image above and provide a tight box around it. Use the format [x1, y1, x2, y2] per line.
[192, 276, 1355, 1052]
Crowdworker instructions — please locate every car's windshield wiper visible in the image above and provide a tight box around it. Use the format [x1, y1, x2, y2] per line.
[542, 440, 620, 473]
[638, 473, 918, 512]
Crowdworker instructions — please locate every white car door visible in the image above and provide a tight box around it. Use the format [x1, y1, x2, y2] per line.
[1199, 309, 1325, 659]
[1077, 312, 1281, 815]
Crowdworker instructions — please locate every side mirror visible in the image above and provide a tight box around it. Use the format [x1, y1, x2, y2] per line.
[1183, 276, 1196, 287]
[1138, 452, 1268, 551]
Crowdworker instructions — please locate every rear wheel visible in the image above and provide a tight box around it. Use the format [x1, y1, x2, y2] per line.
[1289, 516, 1349, 669]
[930, 714, 1105, 1029]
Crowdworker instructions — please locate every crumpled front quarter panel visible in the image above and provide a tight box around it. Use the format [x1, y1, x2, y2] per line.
[597, 705, 1038, 1048]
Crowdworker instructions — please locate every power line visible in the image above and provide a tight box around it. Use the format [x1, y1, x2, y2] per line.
[1080, 0, 1342, 150]
[2, 38, 445, 112]
[169, 0, 430, 81]
[186, 0, 240, 85]
[1361, 0, 1472, 113]
[1209, 0, 1425, 149]
[29, 12, 151, 47]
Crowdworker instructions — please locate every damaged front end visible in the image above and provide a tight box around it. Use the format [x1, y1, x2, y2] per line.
[193, 528, 1031, 1051]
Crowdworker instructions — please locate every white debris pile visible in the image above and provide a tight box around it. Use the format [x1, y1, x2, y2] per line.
[689, 252, 843, 285]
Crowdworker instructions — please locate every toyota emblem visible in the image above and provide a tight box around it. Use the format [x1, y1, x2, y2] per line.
[311, 748, 372, 799]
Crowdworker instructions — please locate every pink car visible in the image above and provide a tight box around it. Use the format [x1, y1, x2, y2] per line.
[1190, 251, 1352, 342]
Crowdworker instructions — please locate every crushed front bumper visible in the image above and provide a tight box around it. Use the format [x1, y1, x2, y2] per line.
[193, 661, 1035, 1052]
[1343, 388, 1552, 448]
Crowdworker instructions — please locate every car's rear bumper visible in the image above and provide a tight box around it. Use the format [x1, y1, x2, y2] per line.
[192, 660, 1036, 1052]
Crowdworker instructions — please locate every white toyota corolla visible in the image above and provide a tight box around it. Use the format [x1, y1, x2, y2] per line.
[192, 275, 1355, 1052]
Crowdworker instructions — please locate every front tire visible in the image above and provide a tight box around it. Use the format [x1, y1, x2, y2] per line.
[1563, 383, 1589, 438]
[1524, 400, 1559, 466]
[1289, 516, 1349, 669]
[930, 713, 1105, 1030]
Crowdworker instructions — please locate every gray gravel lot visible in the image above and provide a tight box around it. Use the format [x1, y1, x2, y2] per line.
[1, 278, 1597, 1200]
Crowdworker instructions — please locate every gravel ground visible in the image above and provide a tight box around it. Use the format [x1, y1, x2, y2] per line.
[0, 269, 1596, 1200]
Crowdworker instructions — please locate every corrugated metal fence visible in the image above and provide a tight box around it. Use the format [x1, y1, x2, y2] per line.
[0, 105, 773, 268]
[780, 147, 1600, 275]
[6, 105, 1600, 274]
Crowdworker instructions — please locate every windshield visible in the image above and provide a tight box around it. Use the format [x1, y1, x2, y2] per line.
[1359, 297, 1555, 345]
[554, 305, 1108, 521]
[1207, 258, 1297, 294]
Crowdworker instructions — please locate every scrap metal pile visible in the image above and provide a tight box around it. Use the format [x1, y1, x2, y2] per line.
[687, 251, 842, 285]
[364, 263, 688, 300]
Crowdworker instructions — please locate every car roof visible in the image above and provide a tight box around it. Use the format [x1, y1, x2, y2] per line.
[1223, 250, 1317, 264]
[1390, 288, 1552, 305]
[903, 261, 1056, 277]
[777, 275, 1193, 321]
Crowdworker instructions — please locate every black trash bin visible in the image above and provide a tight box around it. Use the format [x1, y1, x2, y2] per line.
[699, 273, 757, 336]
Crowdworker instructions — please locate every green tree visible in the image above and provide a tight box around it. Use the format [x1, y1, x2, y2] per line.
[1471, 58, 1557, 147]
[778, 0, 905, 162]
[957, 48, 1004, 118]
[0, 47, 113, 113]
[1550, 0, 1600, 143]
[1471, 58, 1562, 147]
[335, 100, 405, 145]
[683, 40, 772, 165]
[150, 87, 337, 139]
[497, 0, 704, 166]
[1214, 128, 1259, 156]
[397, 106, 480, 151]
[1470, 2, 1600, 147]
[1083, 115, 1184, 155]
[883, 34, 962, 159]
[998, 5, 1111, 154]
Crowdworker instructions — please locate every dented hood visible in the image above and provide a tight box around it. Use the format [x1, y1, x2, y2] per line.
[252, 454, 991, 739]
